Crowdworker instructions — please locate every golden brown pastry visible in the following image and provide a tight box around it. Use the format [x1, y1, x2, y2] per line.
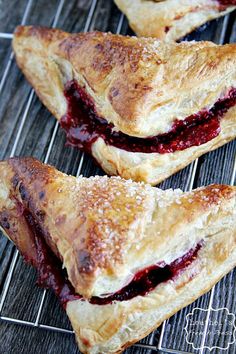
[0, 157, 235, 354]
[13, 27, 236, 184]
[114, 0, 236, 41]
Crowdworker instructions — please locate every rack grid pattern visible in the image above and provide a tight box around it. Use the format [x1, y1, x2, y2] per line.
[0, 1, 235, 353]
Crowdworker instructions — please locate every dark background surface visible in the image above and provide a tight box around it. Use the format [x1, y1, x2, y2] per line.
[0, 1, 235, 353]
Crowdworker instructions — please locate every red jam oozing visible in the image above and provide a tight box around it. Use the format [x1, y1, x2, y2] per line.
[217, 0, 236, 11]
[218, 0, 236, 4]
[60, 80, 236, 154]
[90, 243, 202, 305]
[23, 210, 81, 308]
[23, 208, 202, 307]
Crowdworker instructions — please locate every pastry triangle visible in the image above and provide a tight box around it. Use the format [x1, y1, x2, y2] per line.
[0, 157, 235, 353]
[13, 27, 236, 185]
[114, 0, 236, 41]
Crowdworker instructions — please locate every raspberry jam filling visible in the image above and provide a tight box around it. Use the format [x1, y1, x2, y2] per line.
[218, 0, 236, 5]
[23, 208, 202, 308]
[60, 80, 236, 154]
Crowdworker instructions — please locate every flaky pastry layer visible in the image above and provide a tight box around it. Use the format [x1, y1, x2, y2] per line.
[67, 229, 236, 353]
[13, 26, 236, 137]
[0, 158, 235, 297]
[0, 158, 235, 353]
[12, 27, 236, 184]
[92, 107, 236, 184]
[114, 0, 236, 42]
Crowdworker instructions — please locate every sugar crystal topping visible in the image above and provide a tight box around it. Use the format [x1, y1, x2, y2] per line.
[72, 176, 156, 269]
[54, 174, 234, 274]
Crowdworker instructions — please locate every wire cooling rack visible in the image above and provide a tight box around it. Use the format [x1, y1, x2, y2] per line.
[0, 1, 235, 353]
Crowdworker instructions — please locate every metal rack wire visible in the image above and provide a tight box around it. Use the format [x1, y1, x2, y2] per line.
[0, 1, 235, 353]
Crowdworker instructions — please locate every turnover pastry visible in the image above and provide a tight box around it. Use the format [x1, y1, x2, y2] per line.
[13, 26, 236, 185]
[114, 0, 236, 41]
[0, 157, 235, 353]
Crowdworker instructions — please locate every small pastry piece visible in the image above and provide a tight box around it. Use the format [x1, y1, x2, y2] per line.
[114, 0, 236, 41]
[0, 157, 235, 354]
[13, 27, 236, 184]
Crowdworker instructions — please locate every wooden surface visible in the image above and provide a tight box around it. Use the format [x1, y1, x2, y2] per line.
[0, 1, 235, 353]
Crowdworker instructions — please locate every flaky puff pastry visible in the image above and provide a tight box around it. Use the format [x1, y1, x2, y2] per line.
[114, 0, 236, 41]
[12, 27, 236, 184]
[12, 26, 236, 137]
[0, 157, 235, 353]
